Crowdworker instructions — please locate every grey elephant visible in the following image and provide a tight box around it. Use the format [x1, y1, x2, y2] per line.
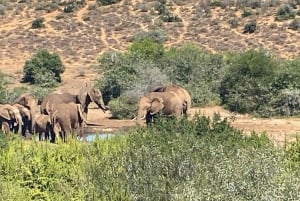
[13, 103, 32, 137]
[153, 85, 191, 116]
[0, 104, 23, 135]
[50, 102, 86, 143]
[34, 114, 51, 141]
[40, 86, 108, 119]
[16, 94, 37, 135]
[137, 91, 184, 125]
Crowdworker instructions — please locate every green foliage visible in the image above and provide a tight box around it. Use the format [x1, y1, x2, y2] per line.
[97, 0, 121, 6]
[31, 17, 45, 29]
[128, 40, 165, 61]
[129, 30, 168, 43]
[108, 96, 137, 119]
[1, 116, 300, 199]
[162, 44, 226, 105]
[275, 4, 296, 21]
[125, 115, 300, 200]
[63, 3, 75, 13]
[220, 49, 278, 114]
[285, 137, 300, 170]
[289, 18, 300, 30]
[243, 20, 256, 33]
[95, 40, 168, 108]
[23, 49, 65, 86]
[242, 8, 252, 17]
[160, 11, 182, 22]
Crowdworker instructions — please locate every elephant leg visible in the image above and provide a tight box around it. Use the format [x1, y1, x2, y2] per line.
[3, 122, 10, 136]
[145, 112, 153, 125]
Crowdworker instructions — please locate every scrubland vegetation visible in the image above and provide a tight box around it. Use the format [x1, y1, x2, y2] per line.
[1, 115, 300, 200]
[93, 32, 300, 118]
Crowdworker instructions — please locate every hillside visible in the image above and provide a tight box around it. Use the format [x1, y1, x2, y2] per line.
[0, 0, 299, 89]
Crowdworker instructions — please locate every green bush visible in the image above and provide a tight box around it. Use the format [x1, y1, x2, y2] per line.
[289, 18, 300, 30]
[1, 115, 300, 199]
[129, 30, 168, 43]
[108, 96, 137, 119]
[97, 0, 120, 6]
[220, 49, 278, 115]
[23, 49, 65, 85]
[162, 44, 226, 106]
[243, 21, 256, 33]
[95, 40, 167, 106]
[63, 3, 75, 13]
[275, 4, 296, 21]
[31, 17, 45, 29]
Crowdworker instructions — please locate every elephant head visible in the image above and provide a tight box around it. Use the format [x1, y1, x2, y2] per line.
[16, 94, 37, 134]
[153, 85, 191, 116]
[77, 86, 108, 114]
[137, 96, 164, 121]
[0, 104, 23, 134]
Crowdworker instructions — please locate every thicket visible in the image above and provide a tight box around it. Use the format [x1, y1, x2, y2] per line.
[95, 33, 226, 118]
[22, 49, 65, 87]
[1, 116, 300, 200]
[95, 35, 300, 118]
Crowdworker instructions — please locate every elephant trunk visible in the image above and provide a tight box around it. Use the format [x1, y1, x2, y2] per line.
[95, 99, 109, 112]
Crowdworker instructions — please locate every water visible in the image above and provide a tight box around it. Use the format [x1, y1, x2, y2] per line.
[83, 133, 117, 142]
[36, 133, 118, 142]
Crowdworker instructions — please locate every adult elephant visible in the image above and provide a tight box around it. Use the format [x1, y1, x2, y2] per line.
[137, 91, 184, 125]
[34, 114, 51, 141]
[0, 104, 23, 135]
[40, 86, 108, 119]
[50, 103, 86, 143]
[13, 103, 33, 137]
[153, 85, 191, 116]
[16, 94, 37, 135]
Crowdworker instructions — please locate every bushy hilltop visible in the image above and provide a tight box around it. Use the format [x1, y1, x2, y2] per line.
[0, 0, 299, 81]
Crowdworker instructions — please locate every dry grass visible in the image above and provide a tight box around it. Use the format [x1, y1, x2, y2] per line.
[0, 0, 299, 88]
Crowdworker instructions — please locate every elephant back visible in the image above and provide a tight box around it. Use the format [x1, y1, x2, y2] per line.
[40, 93, 76, 114]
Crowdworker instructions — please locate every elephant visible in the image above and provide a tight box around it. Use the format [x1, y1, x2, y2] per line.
[13, 103, 32, 137]
[34, 114, 51, 141]
[0, 104, 23, 135]
[153, 85, 191, 117]
[16, 94, 37, 135]
[40, 86, 108, 120]
[49, 102, 86, 143]
[137, 91, 184, 125]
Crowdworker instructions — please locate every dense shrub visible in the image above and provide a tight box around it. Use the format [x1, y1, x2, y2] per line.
[97, 0, 121, 6]
[162, 44, 226, 106]
[243, 20, 256, 33]
[31, 17, 45, 29]
[23, 49, 65, 86]
[1, 116, 300, 199]
[129, 30, 168, 43]
[289, 18, 300, 30]
[275, 4, 296, 21]
[108, 96, 137, 119]
[220, 49, 278, 115]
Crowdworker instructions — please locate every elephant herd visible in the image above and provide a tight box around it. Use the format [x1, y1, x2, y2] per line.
[0, 84, 191, 142]
[0, 85, 108, 143]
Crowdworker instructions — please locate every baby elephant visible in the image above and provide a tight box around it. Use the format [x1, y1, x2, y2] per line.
[34, 114, 51, 141]
[50, 102, 86, 143]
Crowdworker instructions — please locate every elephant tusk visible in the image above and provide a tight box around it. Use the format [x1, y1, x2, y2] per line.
[140, 115, 146, 120]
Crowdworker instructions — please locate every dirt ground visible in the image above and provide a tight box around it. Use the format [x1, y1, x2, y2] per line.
[86, 105, 300, 147]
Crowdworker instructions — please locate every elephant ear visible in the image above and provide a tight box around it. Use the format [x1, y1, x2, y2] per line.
[76, 104, 86, 123]
[152, 86, 167, 92]
[77, 86, 89, 107]
[150, 97, 164, 115]
[0, 108, 11, 120]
